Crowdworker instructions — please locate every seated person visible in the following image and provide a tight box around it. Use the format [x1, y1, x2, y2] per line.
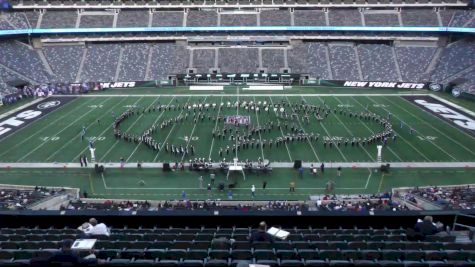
[249, 221, 274, 243]
[31, 239, 98, 266]
[414, 216, 443, 237]
[78, 218, 110, 237]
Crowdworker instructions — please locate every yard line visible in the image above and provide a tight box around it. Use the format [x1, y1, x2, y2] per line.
[362, 96, 432, 162]
[126, 96, 175, 163]
[284, 95, 320, 162]
[98, 97, 147, 162]
[0, 97, 88, 157]
[17, 98, 111, 162]
[181, 96, 208, 161]
[268, 96, 293, 162]
[235, 86, 239, 159]
[303, 96, 348, 161]
[385, 96, 475, 157]
[347, 96, 403, 162]
[368, 96, 457, 161]
[71, 97, 145, 162]
[153, 96, 191, 162]
[321, 96, 375, 161]
[253, 96, 266, 160]
[46, 97, 127, 161]
[364, 168, 372, 189]
[208, 95, 224, 160]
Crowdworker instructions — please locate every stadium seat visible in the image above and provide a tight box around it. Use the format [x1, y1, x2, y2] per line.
[382, 250, 404, 261]
[186, 249, 208, 260]
[341, 250, 361, 261]
[190, 242, 211, 250]
[328, 260, 354, 266]
[145, 249, 166, 260]
[405, 251, 426, 261]
[163, 249, 187, 260]
[378, 260, 405, 267]
[297, 249, 318, 260]
[179, 259, 204, 267]
[230, 249, 253, 260]
[253, 249, 277, 260]
[256, 259, 278, 266]
[425, 251, 447, 261]
[97, 249, 120, 260]
[353, 260, 380, 266]
[319, 250, 344, 261]
[292, 241, 311, 250]
[252, 242, 273, 250]
[130, 259, 156, 266]
[274, 241, 293, 250]
[204, 259, 229, 267]
[348, 242, 367, 250]
[304, 259, 328, 266]
[209, 249, 230, 260]
[107, 259, 132, 266]
[156, 260, 179, 266]
[0, 251, 13, 261]
[276, 249, 297, 260]
[280, 259, 304, 266]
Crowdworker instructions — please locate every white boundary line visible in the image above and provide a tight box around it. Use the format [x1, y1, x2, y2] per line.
[403, 95, 475, 144]
[324, 96, 375, 162]
[363, 96, 432, 161]
[125, 96, 172, 163]
[98, 97, 146, 162]
[16, 98, 111, 162]
[71, 97, 143, 162]
[347, 96, 403, 162]
[430, 94, 475, 117]
[285, 95, 320, 162]
[100, 173, 366, 191]
[253, 95, 266, 160]
[308, 96, 348, 161]
[208, 95, 224, 160]
[1, 161, 474, 169]
[380, 96, 458, 161]
[46, 97, 126, 161]
[52, 93, 431, 97]
[364, 168, 372, 189]
[181, 96, 208, 161]
[153, 96, 191, 162]
[392, 95, 475, 156]
[0, 97, 86, 153]
[0, 98, 43, 120]
[268, 96, 293, 162]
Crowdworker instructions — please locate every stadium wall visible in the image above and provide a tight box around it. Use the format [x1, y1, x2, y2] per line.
[0, 210, 472, 229]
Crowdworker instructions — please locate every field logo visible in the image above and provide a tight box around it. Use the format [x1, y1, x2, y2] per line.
[452, 88, 461, 98]
[37, 100, 61, 110]
[429, 83, 442, 92]
[100, 82, 136, 89]
[0, 97, 74, 140]
[413, 99, 475, 131]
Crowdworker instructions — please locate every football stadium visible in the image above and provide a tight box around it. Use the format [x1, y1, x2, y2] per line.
[0, 0, 474, 266]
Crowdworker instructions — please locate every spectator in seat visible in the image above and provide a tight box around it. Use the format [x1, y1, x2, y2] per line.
[249, 221, 274, 243]
[414, 216, 443, 237]
[79, 218, 110, 237]
[31, 239, 97, 266]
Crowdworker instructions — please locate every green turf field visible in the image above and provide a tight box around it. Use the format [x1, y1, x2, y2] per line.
[0, 167, 474, 200]
[0, 87, 474, 200]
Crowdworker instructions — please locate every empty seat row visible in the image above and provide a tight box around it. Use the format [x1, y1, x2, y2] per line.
[2, 240, 470, 251]
[0, 227, 407, 235]
[1, 258, 473, 267]
[0, 233, 426, 242]
[2, 248, 473, 262]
